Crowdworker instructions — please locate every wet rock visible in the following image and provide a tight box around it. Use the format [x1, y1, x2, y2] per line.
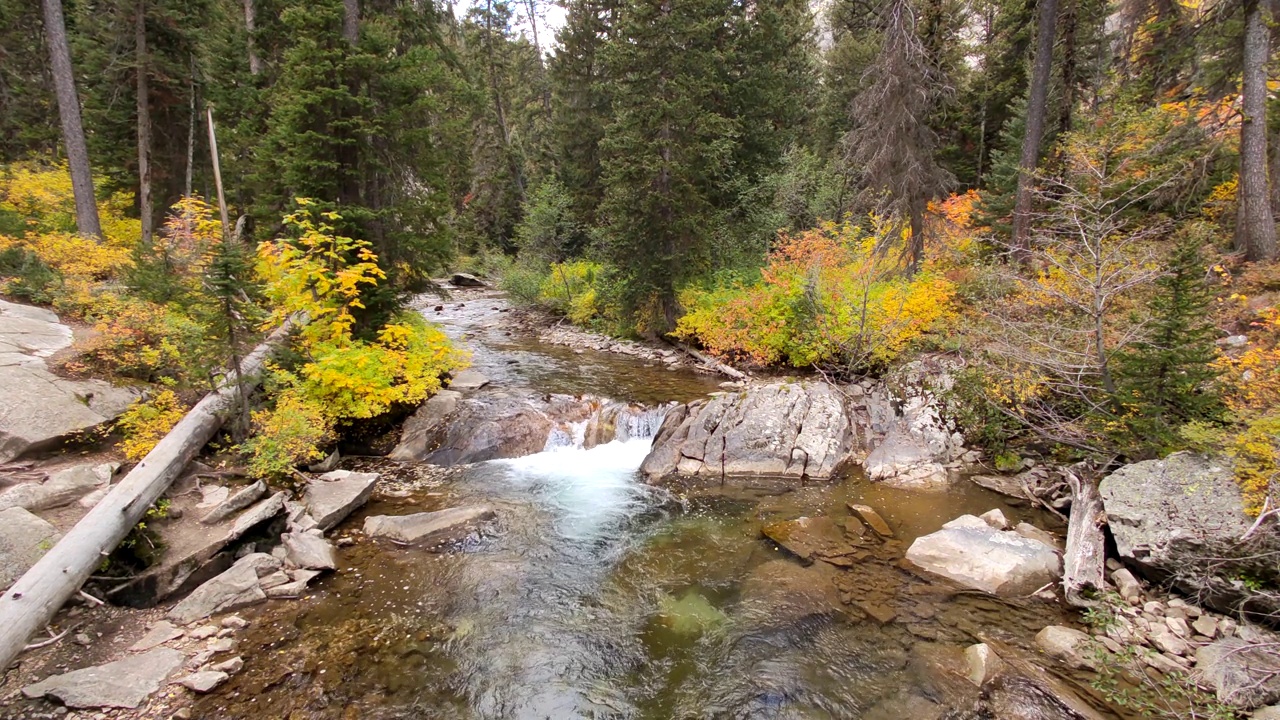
[22, 647, 184, 709]
[282, 532, 337, 570]
[965, 642, 1006, 685]
[641, 382, 853, 480]
[864, 690, 944, 720]
[388, 390, 462, 461]
[221, 614, 249, 629]
[364, 505, 496, 546]
[1034, 626, 1096, 670]
[303, 470, 379, 531]
[448, 369, 491, 391]
[905, 515, 1061, 595]
[0, 506, 62, 588]
[761, 516, 858, 563]
[450, 272, 486, 287]
[980, 509, 1010, 530]
[848, 503, 894, 538]
[129, 621, 184, 652]
[0, 462, 117, 512]
[168, 553, 280, 624]
[199, 480, 266, 524]
[1196, 637, 1280, 707]
[176, 670, 228, 693]
[418, 394, 581, 465]
[209, 657, 244, 675]
[737, 559, 842, 627]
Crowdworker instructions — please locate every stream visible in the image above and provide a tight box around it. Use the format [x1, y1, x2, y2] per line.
[195, 291, 1121, 720]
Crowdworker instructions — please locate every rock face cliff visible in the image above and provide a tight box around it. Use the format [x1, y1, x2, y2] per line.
[640, 369, 967, 487]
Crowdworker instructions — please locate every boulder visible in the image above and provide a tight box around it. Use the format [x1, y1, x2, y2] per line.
[1196, 638, 1280, 708]
[864, 430, 952, 490]
[0, 301, 136, 463]
[364, 506, 495, 546]
[303, 470, 378, 531]
[0, 506, 62, 588]
[0, 462, 117, 512]
[22, 648, 185, 709]
[905, 515, 1062, 595]
[168, 553, 281, 624]
[737, 559, 842, 627]
[761, 516, 860, 564]
[979, 509, 1009, 530]
[450, 272, 486, 287]
[282, 532, 337, 570]
[965, 643, 1006, 686]
[388, 390, 463, 461]
[1034, 625, 1096, 670]
[416, 394, 592, 465]
[447, 369, 491, 391]
[641, 383, 854, 481]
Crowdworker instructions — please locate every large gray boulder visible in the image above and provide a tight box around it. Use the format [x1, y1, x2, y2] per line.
[407, 393, 595, 465]
[0, 461, 117, 512]
[388, 390, 462, 461]
[303, 470, 378, 531]
[0, 506, 62, 588]
[640, 383, 854, 480]
[0, 299, 136, 462]
[364, 505, 495, 546]
[905, 515, 1062, 595]
[1099, 453, 1280, 615]
[23, 647, 184, 709]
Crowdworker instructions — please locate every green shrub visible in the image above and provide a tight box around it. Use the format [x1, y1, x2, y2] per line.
[0, 246, 60, 303]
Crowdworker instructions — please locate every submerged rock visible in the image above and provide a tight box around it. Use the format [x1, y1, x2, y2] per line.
[761, 516, 860, 564]
[22, 647, 184, 709]
[848, 503, 894, 538]
[303, 470, 378, 531]
[905, 515, 1061, 595]
[448, 369, 491, 391]
[364, 505, 496, 546]
[0, 506, 62, 588]
[737, 559, 842, 627]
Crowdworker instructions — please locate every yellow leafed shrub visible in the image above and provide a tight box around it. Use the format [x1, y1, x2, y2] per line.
[117, 390, 187, 461]
[1213, 307, 1280, 513]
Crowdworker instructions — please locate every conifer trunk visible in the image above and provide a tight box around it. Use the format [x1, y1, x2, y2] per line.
[1238, 0, 1278, 261]
[244, 0, 261, 76]
[343, 0, 359, 46]
[1011, 0, 1058, 260]
[41, 0, 103, 240]
[136, 1, 153, 247]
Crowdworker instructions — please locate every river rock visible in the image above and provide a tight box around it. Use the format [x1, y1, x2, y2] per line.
[22, 647, 185, 709]
[129, 621, 184, 652]
[0, 462, 117, 512]
[641, 382, 853, 480]
[1034, 626, 1096, 670]
[0, 506, 62, 588]
[979, 509, 1009, 530]
[450, 272, 486, 287]
[364, 505, 496, 546]
[200, 480, 266, 524]
[965, 643, 1006, 686]
[448, 369, 491, 391]
[737, 559, 841, 627]
[905, 515, 1061, 595]
[282, 532, 337, 570]
[761, 516, 859, 564]
[1196, 637, 1280, 708]
[420, 394, 601, 464]
[848, 503, 894, 538]
[176, 670, 228, 693]
[864, 429, 952, 490]
[303, 470, 378, 531]
[0, 300, 136, 463]
[388, 390, 462, 461]
[168, 553, 280, 624]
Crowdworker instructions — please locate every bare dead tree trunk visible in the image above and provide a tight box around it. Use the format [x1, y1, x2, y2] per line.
[1238, 0, 1279, 261]
[524, 0, 551, 116]
[243, 0, 261, 76]
[136, 1, 153, 247]
[342, 0, 359, 46]
[1063, 470, 1106, 607]
[185, 57, 195, 198]
[41, 0, 103, 239]
[1011, 0, 1059, 261]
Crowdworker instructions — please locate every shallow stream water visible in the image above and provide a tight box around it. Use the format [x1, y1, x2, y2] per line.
[195, 293, 1123, 720]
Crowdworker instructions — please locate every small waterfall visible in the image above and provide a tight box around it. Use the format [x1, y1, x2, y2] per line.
[543, 419, 589, 452]
[541, 400, 671, 451]
[616, 404, 669, 442]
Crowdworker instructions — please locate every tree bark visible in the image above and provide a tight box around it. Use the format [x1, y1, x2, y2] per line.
[135, 1, 153, 247]
[0, 319, 297, 672]
[1010, 0, 1059, 260]
[1238, 0, 1279, 261]
[243, 0, 261, 76]
[41, 0, 103, 239]
[342, 0, 359, 46]
[1063, 470, 1106, 607]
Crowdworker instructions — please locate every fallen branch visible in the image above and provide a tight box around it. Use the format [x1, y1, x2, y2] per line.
[1242, 497, 1280, 542]
[0, 317, 297, 671]
[1062, 469, 1107, 608]
[667, 340, 749, 381]
[22, 626, 74, 652]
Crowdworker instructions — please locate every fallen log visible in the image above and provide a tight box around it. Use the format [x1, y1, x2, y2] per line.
[667, 340, 749, 381]
[1062, 469, 1107, 608]
[0, 319, 295, 670]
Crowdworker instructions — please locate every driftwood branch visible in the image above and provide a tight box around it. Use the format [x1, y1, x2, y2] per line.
[667, 340, 749, 380]
[0, 318, 297, 671]
[1062, 470, 1107, 608]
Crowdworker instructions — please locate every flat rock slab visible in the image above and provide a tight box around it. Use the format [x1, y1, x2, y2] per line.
[129, 621, 184, 652]
[0, 462, 117, 512]
[23, 647, 185, 709]
[737, 559, 842, 628]
[282, 532, 337, 570]
[905, 515, 1061, 595]
[200, 480, 266, 524]
[0, 506, 62, 588]
[762, 516, 860, 563]
[364, 506, 495, 546]
[304, 470, 378, 531]
[168, 553, 280, 625]
[176, 670, 229, 693]
[848, 503, 894, 538]
[448, 369, 491, 391]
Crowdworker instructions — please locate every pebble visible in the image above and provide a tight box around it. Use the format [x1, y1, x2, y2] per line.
[189, 626, 218, 640]
[221, 615, 249, 630]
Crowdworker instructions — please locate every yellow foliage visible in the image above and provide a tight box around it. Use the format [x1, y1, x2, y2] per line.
[1214, 308, 1280, 513]
[117, 391, 186, 461]
[244, 388, 334, 480]
[0, 161, 141, 248]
